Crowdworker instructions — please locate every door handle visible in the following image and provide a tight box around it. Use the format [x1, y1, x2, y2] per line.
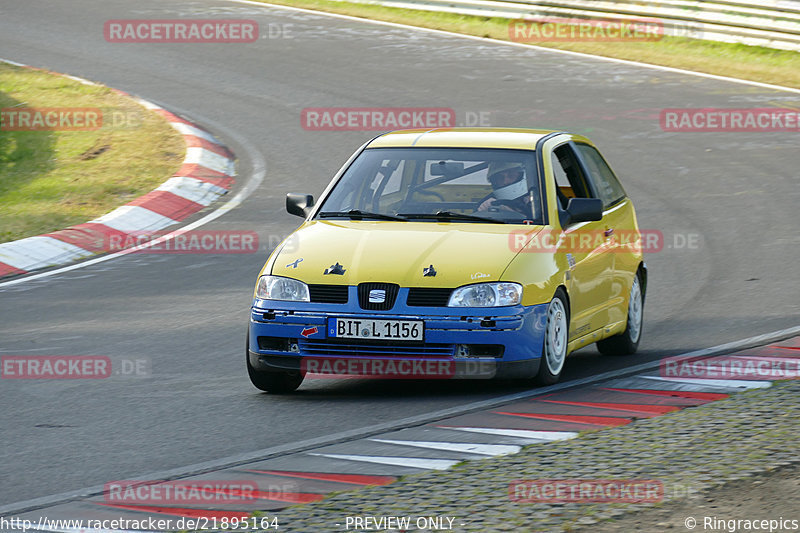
[604, 228, 614, 237]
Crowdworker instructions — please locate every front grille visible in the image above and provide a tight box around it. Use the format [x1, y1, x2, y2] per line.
[300, 339, 455, 357]
[358, 283, 399, 310]
[407, 287, 453, 307]
[308, 284, 349, 304]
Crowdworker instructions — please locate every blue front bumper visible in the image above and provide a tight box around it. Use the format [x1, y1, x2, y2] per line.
[248, 288, 547, 380]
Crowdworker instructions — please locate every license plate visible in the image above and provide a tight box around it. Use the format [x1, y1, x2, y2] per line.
[329, 318, 424, 341]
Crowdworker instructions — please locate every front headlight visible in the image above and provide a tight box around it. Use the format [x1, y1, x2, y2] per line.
[255, 276, 310, 301]
[448, 282, 522, 307]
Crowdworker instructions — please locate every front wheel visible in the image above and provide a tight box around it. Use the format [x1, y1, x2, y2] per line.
[246, 333, 304, 393]
[535, 289, 569, 385]
[597, 272, 644, 356]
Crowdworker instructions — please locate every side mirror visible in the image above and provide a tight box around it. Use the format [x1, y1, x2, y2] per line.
[286, 193, 314, 218]
[563, 197, 603, 225]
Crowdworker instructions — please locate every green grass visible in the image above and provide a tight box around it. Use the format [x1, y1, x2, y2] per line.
[255, 0, 800, 89]
[0, 63, 185, 243]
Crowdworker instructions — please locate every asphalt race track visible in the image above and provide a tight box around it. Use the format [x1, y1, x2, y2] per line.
[1, 0, 799, 509]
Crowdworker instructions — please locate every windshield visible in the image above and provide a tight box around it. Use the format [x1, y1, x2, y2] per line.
[316, 147, 542, 224]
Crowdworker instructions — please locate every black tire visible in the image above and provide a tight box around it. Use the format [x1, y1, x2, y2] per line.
[597, 271, 644, 356]
[535, 288, 569, 385]
[246, 333, 304, 393]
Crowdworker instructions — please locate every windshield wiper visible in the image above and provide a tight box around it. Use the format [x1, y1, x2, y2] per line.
[318, 210, 407, 221]
[396, 211, 507, 224]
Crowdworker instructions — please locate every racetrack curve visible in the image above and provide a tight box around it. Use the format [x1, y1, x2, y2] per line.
[0, 0, 798, 507]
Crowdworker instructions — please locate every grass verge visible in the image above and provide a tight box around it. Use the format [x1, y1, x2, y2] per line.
[0, 63, 185, 243]
[254, 0, 800, 89]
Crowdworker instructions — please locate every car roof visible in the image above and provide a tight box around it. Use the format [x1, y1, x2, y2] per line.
[366, 128, 562, 150]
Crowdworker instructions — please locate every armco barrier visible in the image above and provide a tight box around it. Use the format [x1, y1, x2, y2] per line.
[362, 0, 800, 50]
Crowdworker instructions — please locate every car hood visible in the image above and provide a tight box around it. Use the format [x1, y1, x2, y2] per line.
[269, 220, 543, 287]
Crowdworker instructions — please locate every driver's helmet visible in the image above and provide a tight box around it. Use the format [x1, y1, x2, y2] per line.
[487, 161, 527, 200]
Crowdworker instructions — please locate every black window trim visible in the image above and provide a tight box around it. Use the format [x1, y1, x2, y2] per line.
[534, 132, 568, 226]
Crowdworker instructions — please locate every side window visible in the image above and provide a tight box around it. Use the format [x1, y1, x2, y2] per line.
[551, 152, 570, 187]
[574, 144, 626, 208]
[552, 144, 594, 209]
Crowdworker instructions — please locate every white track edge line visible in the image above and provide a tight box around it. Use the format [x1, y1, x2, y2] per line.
[370, 438, 521, 455]
[309, 453, 460, 470]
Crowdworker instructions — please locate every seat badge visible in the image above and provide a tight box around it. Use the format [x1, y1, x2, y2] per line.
[423, 264, 437, 277]
[368, 290, 386, 303]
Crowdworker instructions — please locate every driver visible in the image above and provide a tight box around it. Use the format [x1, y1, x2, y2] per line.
[477, 161, 532, 216]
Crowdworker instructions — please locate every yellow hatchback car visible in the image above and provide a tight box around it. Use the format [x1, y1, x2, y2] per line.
[248, 128, 646, 392]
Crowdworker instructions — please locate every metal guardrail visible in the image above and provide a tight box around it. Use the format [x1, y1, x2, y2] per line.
[354, 0, 800, 50]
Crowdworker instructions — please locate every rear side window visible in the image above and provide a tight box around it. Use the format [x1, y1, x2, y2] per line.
[574, 143, 626, 208]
